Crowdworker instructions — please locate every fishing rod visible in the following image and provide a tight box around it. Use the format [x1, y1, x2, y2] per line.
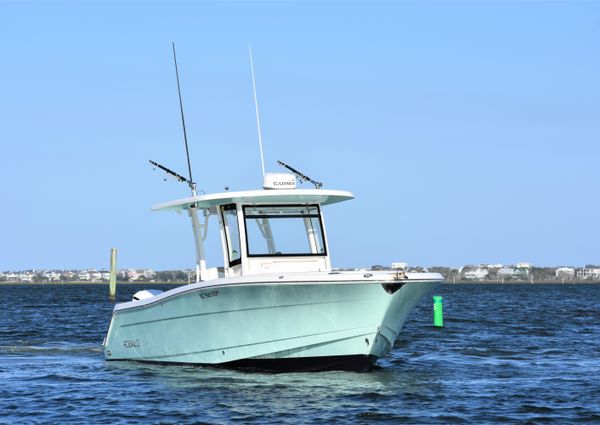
[149, 160, 191, 184]
[277, 160, 323, 189]
[149, 44, 198, 195]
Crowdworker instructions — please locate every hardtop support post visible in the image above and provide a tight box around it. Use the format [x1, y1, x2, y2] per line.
[189, 204, 206, 282]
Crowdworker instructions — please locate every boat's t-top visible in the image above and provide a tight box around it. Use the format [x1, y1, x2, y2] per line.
[152, 45, 354, 283]
[152, 170, 353, 282]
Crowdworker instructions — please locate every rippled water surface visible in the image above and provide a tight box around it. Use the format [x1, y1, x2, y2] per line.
[1, 283, 599, 424]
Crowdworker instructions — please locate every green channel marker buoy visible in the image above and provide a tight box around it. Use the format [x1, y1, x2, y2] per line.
[433, 295, 443, 327]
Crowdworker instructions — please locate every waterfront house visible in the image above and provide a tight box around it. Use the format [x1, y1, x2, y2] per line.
[555, 267, 575, 278]
[576, 268, 600, 279]
[4, 273, 19, 282]
[463, 267, 489, 280]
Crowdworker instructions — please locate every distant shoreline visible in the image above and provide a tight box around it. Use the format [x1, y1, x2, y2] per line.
[1, 280, 598, 285]
[443, 280, 599, 285]
[0, 281, 183, 286]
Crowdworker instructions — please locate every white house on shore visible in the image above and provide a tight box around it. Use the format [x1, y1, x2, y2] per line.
[4, 273, 20, 282]
[576, 268, 600, 279]
[121, 268, 156, 281]
[463, 267, 489, 280]
[555, 267, 575, 278]
[78, 270, 111, 281]
[42, 271, 61, 281]
[19, 273, 34, 282]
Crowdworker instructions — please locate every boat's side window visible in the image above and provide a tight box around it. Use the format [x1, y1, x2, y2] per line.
[221, 204, 241, 266]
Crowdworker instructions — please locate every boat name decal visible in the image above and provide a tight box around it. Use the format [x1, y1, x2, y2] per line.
[199, 290, 219, 299]
[123, 339, 140, 349]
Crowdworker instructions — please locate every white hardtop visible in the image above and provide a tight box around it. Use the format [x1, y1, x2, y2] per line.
[152, 188, 354, 212]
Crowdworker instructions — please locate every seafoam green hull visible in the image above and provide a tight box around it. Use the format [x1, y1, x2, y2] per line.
[104, 279, 439, 370]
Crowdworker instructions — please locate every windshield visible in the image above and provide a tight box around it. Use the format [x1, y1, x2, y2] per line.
[243, 205, 326, 256]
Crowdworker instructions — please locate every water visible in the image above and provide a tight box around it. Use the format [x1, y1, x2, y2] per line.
[1, 284, 599, 424]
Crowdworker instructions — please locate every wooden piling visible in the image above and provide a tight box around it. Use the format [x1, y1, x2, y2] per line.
[109, 248, 117, 301]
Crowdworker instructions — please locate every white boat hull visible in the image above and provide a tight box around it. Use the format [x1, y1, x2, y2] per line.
[104, 274, 441, 371]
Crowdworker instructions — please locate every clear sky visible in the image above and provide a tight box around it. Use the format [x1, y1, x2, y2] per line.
[1, 1, 599, 271]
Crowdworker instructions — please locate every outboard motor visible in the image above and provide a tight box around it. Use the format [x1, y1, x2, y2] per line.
[132, 289, 163, 301]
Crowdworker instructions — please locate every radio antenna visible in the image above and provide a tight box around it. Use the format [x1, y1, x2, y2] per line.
[249, 44, 266, 178]
[172, 42, 196, 195]
[278, 160, 323, 189]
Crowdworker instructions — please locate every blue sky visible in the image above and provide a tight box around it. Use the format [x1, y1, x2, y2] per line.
[1, 1, 599, 271]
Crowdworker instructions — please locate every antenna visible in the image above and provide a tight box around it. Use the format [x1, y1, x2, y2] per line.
[249, 44, 266, 177]
[172, 42, 196, 194]
[277, 160, 323, 189]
